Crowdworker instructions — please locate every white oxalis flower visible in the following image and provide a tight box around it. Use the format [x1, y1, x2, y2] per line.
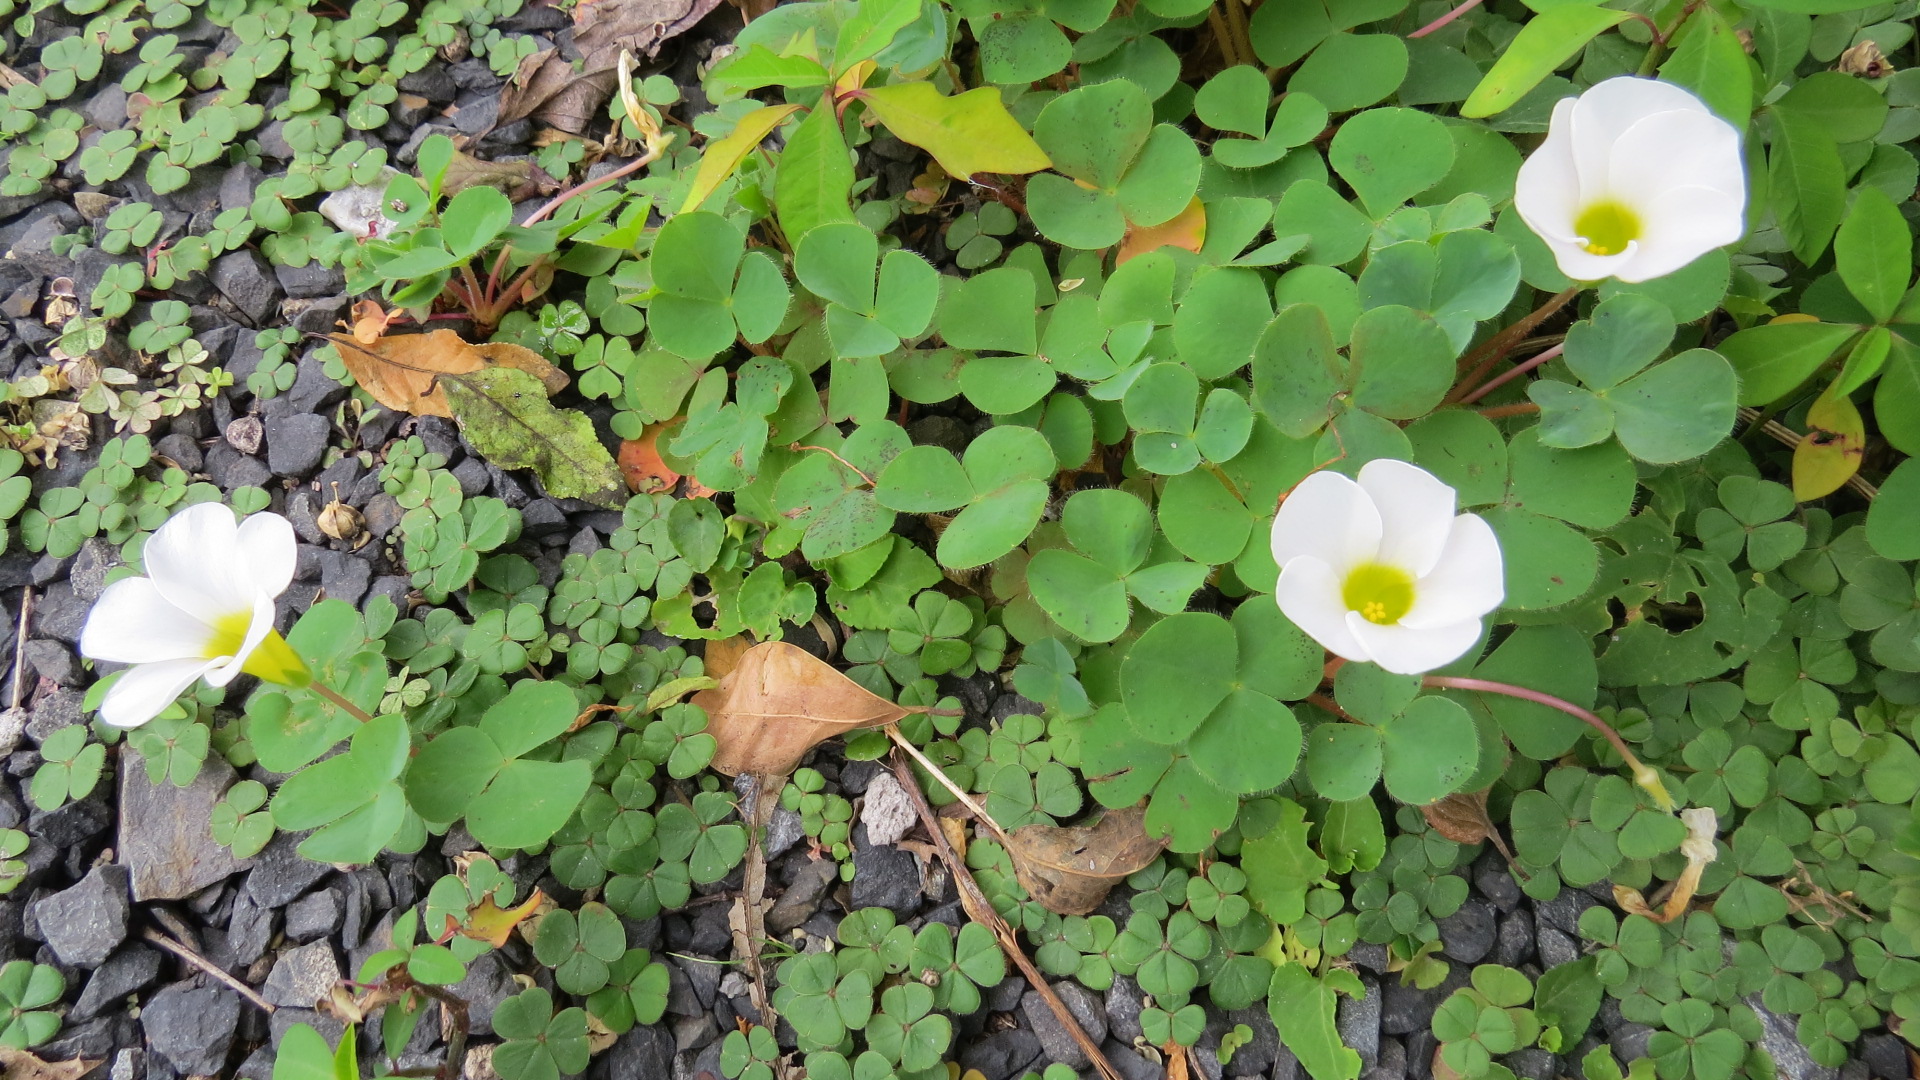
[1271, 460, 1504, 676]
[80, 502, 309, 729]
[1514, 76, 1747, 284]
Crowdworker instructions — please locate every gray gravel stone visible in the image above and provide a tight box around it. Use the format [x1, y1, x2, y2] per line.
[1107, 973, 1146, 1045]
[142, 980, 241, 1075]
[1336, 976, 1381, 1072]
[849, 827, 922, 916]
[120, 755, 252, 901]
[1218, 1006, 1279, 1076]
[1382, 980, 1440, 1036]
[1863, 1033, 1907, 1079]
[766, 858, 836, 935]
[959, 1026, 1044, 1080]
[211, 249, 284, 323]
[26, 689, 84, 744]
[1535, 888, 1596, 935]
[1022, 982, 1108, 1070]
[32, 864, 130, 967]
[23, 638, 78, 684]
[1750, 996, 1838, 1080]
[596, 1021, 675, 1080]
[245, 831, 334, 907]
[1494, 909, 1534, 968]
[71, 944, 162, 1021]
[69, 538, 120, 601]
[265, 413, 330, 476]
[1439, 899, 1496, 964]
[264, 940, 341, 1007]
[451, 950, 519, 1036]
[1536, 924, 1579, 970]
[284, 888, 342, 942]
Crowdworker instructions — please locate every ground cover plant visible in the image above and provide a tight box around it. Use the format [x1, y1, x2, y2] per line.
[1, 0, 1919, 1077]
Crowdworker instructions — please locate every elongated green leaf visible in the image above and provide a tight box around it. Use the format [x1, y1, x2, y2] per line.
[1657, 7, 1752, 125]
[858, 83, 1050, 180]
[680, 104, 804, 215]
[775, 104, 857, 243]
[1461, 7, 1631, 118]
[444, 368, 625, 508]
[1717, 320, 1858, 405]
[835, 0, 921, 72]
[1268, 966, 1364, 1080]
[1835, 186, 1912, 324]
[1769, 109, 1847, 265]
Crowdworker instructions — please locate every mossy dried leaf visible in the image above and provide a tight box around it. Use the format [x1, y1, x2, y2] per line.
[329, 330, 568, 418]
[441, 367, 624, 508]
[693, 641, 915, 776]
[1008, 804, 1168, 915]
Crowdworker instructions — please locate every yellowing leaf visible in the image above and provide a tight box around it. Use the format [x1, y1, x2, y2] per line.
[680, 104, 805, 214]
[618, 424, 683, 494]
[693, 641, 933, 775]
[1794, 383, 1866, 500]
[455, 888, 545, 949]
[1118, 196, 1206, 264]
[442, 367, 626, 508]
[856, 83, 1052, 181]
[329, 330, 568, 418]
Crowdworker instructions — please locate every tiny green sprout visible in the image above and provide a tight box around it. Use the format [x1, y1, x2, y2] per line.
[29, 726, 105, 811]
[210, 779, 275, 858]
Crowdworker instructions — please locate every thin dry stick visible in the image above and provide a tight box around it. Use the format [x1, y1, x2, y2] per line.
[886, 750, 1125, 1080]
[735, 772, 784, 1070]
[884, 725, 1017, 851]
[10, 587, 32, 711]
[142, 927, 276, 1014]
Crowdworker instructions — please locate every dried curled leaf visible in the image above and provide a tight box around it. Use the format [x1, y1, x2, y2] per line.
[1008, 805, 1168, 915]
[441, 367, 626, 508]
[693, 641, 920, 775]
[1420, 789, 1496, 846]
[494, 0, 726, 134]
[329, 330, 568, 418]
[452, 888, 545, 949]
[618, 424, 682, 494]
[0, 1049, 102, 1080]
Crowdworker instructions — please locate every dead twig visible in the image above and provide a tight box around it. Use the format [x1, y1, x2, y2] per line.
[886, 749, 1125, 1080]
[732, 773, 784, 1073]
[141, 927, 276, 1014]
[10, 587, 32, 710]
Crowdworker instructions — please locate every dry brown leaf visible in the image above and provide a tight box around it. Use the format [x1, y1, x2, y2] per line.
[693, 641, 925, 775]
[939, 817, 969, 861]
[493, 0, 727, 134]
[619, 424, 682, 493]
[328, 330, 568, 418]
[0, 1048, 102, 1080]
[1008, 805, 1168, 916]
[441, 145, 561, 201]
[704, 634, 754, 679]
[1420, 789, 1495, 846]
[1164, 1041, 1191, 1080]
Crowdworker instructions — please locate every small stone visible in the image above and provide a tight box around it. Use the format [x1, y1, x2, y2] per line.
[1472, 850, 1523, 912]
[766, 858, 836, 935]
[764, 806, 803, 859]
[1534, 888, 1595, 935]
[314, 550, 372, 606]
[263, 940, 341, 1007]
[1336, 975, 1381, 1072]
[1382, 980, 1440, 1036]
[226, 414, 265, 454]
[206, 444, 273, 491]
[266, 414, 331, 476]
[1536, 925, 1579, 970]
[860, 770, 917, 846]
[120, 755, 253, 902]
[601, 1022, 675, 1080]
[245, 831, 335, 907]
[451, 950, 519, 1036]
[1438, 899, 1496, 964]
[142, 980, 241, 1075]
[959, 1026, 1044, 1080]
[69, 538, 120, 602]
[1494, 910, 1534, 968]
[72, 944, 163, 1021]
[31, 864, 130, 968]
[227, 889, 274, 967]
[22, 638, 77, 684]
[284, 888, 343, 943]
[1863, 1033, 1907, 1079]
[1102, 1039, 1168, 1080]
[27, 792, 111, 849]
[1106, 973, 1145, 1045]
[1023, 983, 1107, 1070]
[1749, 996, 1838, 1080]
[1218, 1006, 1280, 1076]
[211, 249, 284, 323]
[849, 828, 922, 917]
[520, 498, 569, 538]
[1505, 1048, 1557, 1080]
[26, 690, 83, 744]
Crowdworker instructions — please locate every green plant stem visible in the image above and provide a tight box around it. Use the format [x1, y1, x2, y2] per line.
[1636, 0, 1702, 75]
[310, 681, 375, 723]
[1221, 0, 1255, 67]
[1422, 675, 1673, 809]
[1457, 342, 1564, 405]
[481, 143, 669, 307]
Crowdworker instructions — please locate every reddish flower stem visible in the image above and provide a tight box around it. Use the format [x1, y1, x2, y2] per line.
[1408, 0, 1485, 38]
[1457, 342, 1565, 405]
[1424, 675, 1672, 808]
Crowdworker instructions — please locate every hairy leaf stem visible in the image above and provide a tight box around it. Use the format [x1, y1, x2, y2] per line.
[310, 680, 375, 723]
[1457, 341, 1564, 405]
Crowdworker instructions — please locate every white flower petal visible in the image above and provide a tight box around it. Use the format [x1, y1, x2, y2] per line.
[1345, 614, 1484, 675]
[79, 577, 215, 665]
[142, 502, 248, 624]
[98, 658, 223, 729]
[1271, 470, 1383, 573]
[1402, 514, 1505, 629]
[1616, 185, 1748, 283]
[205, 592, 279, 687]
[1605, 109, 1745, 208]
[1275, 556, 1371, 664]
[1514, 98, 1586, 244]
[234, 512, 297, 598]
[1543, 239, 1642, 284]
[1357, 459, 1459, 578]
[1569, 77, 1714, 186]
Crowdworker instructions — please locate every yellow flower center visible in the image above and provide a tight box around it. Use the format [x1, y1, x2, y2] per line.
[1575, 200, 1640, 256]
[206, 609, 312, 687]
[1342, 563, 1416, 626]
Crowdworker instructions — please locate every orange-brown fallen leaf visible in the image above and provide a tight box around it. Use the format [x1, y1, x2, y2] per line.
[0, 1048, 102, 1080]
[693, 641, 937, 775]
[1117, 197, 1206, 265]
[703, 634, 754, 680]
[349, 299, 399, 344]
[494, 0, 727, 134]
[1008, 805, 1168, 915]
[618, 424, 682, 494]
[328, 330, 568, 418]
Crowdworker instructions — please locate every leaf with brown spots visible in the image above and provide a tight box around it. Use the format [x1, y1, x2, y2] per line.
[1007, 805, 1168, 915]
[693, 641, 934, 775]
[328, 329, 568, 418]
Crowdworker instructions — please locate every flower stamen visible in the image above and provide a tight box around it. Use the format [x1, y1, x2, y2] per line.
[1574, 199, 1641, 256]
[1341, 563, 1415, 626]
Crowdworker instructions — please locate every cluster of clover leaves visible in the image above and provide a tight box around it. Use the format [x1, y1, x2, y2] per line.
[9, 0, 1920, 1076]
